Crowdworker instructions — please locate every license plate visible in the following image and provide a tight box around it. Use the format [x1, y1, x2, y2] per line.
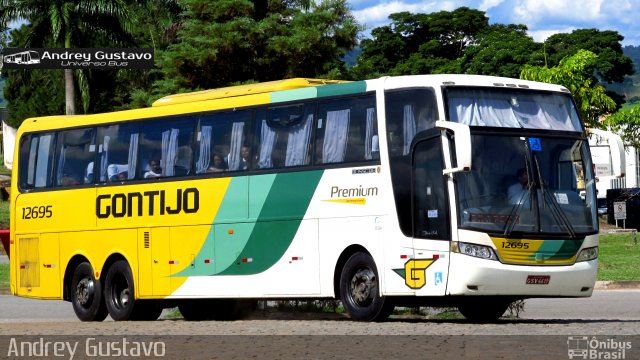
[526, 275, 550, 285]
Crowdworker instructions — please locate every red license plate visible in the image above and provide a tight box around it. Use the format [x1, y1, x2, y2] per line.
[526, 275, 550, 285]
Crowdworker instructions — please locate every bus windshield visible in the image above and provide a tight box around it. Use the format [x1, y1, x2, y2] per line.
[455, 133, 598, 237]
[447, 87, 583, 132]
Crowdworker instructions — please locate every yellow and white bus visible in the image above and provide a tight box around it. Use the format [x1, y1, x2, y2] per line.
[9, 75, 624, 322]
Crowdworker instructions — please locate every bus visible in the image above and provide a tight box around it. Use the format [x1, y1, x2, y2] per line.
[9, 75, 625, 322]
[3, 50, 41, 65]
[589, 132, 636, 215]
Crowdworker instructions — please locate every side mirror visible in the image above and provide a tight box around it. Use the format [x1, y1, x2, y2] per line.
[587, 128, 625, 178]
[435, 120, 471, 174]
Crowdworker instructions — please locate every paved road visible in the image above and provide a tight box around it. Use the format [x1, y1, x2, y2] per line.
[0, 255, 7, 265]
[1, 290, 638, 328]
[0, 291, 638, 359]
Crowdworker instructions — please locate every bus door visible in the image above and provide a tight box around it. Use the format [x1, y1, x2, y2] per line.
[410, 133, 451, 296]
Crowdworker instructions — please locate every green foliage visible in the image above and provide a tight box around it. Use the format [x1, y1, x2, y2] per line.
[352, 7, 490, 77]
[152, 0, 359, 96]
[544, 29, 634, 84]
[462, 24, 543, 78]
[0, 264, 7, 289]
[520, 50, 617, 128]
[0, 200, 8, 230]
[598, 233, 640, 281]
[605, 103, 640, 149]
[0, 0, 138, 115]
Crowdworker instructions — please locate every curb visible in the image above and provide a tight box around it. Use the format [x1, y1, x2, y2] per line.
[594, 281, 640, 290]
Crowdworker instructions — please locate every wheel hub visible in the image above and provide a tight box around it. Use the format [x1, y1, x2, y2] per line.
[76, 277, 94, 306]
[350, 268, 376, 306]
[118, 288, 130, 307]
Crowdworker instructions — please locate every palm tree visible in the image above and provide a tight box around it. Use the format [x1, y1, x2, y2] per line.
[0, 0, 134, 114]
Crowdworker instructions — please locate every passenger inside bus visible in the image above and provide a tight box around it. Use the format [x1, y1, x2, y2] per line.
[207, 153, 228, 172]
[144, 159, 162, 178]
[508, 168, 529, 203]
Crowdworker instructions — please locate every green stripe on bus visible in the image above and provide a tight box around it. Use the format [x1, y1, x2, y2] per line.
[527, 239, 583, 261]
[271, 87, 318, 103]
[218, 170, 323, 275]
[174, 171, 323, 277]
[316, 81, 366, 97]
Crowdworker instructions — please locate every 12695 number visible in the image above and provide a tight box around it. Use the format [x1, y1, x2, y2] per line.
[21, 205, 53, 219]
[501, 241, 530, 249]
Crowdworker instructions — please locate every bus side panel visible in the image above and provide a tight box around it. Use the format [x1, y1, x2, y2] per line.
[14, 189, 96, 233]
[15, 233, 61, 299]
[167, 219, 320, 297]
[137, 227, 172, 298]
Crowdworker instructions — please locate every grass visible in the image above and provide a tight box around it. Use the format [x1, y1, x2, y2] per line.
[0, 200, 9, 230]
[0, 264, 8, 289]
[597, 232, 640, 280]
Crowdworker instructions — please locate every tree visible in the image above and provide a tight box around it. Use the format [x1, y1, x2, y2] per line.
[520, 50, 617, 128]
[351, 7, 490, 78]
[152, 0, 359, 97]
[544, 29, 634, 84]
[461, 24, 543, 78]
[604, 105, 640, 148]
[0, 0, 135, 114]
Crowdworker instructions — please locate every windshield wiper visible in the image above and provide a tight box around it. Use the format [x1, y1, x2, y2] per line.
[503, 141, 535, 237]
[534, 154, 577, 238]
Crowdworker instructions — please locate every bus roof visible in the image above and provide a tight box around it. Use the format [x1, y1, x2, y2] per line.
[152, 78, 348, 107]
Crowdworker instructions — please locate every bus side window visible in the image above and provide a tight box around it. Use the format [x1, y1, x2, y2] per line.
[316, 95, 377, 164]
[54, 128, 95, 187]
[255, 104, 314, 169]
[139, 117, 194, 178]
[96, 123, 139, 182]
[18, 133, 55, 190]
[196, 110, 251, 174]
[384, 89, 438, 158]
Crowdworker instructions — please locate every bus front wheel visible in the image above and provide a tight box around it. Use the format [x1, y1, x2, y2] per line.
[104, 260, 137, 321]
[70, 262, 108, 322]
[458, 299, 510, 322]
[339, 252, 394, 322]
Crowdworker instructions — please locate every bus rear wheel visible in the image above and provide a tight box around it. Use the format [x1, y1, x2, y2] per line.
[339, 252, 394, 322]
[104, 260, 138, 321]
[178, 299, 257, 320]
[70, 262, 108, 322]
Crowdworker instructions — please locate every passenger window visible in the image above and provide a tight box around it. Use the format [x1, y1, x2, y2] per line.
[19, 133, 55, 189]
[96, 123, 139, 182]
[54, 128, 95, 187]
[139, 118, 195, 179]
[315, 95, 378, 164]
[195, 110, 251, 174]
[255, 104, 314, 169]
[385, 89, 438, 157]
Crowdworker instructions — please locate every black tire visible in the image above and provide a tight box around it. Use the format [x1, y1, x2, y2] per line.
[178, 300, 211, 321]
[70, 262, 108, 322]
[458, 299, 510, 322]
[339, 252, 394, 322]
[131, 300, 164, 321]
[104, 260, 137, 321]
[179, 299, 257, 321]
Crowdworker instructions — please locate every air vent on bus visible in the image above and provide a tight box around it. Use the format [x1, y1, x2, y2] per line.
[144, 232, 150, 249]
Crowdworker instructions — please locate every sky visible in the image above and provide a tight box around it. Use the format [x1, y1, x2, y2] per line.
[349, 0, 640, 46]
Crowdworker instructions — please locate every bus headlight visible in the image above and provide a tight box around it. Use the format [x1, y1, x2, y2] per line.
[576, 246, 598, 262]
[452, 242, 498, 260]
